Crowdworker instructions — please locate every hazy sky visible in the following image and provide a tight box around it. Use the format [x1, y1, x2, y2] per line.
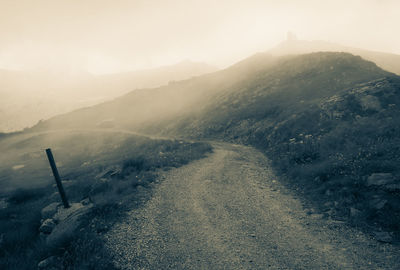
[1, 0, 399, 73]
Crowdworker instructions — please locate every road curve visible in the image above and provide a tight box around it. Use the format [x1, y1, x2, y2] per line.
[105, 143, 400, 269]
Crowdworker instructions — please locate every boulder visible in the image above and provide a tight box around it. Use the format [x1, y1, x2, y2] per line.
[46, 203, 93, 248]
[41, 202, 60, 220]
[39, 219, 56, 234]
[366, 173, 395, 187]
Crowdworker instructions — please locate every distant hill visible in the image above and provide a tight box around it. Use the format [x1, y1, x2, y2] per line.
[33, 52, 389, 131]
[0, 61, 217, 132]
[269, 38, 400, 75]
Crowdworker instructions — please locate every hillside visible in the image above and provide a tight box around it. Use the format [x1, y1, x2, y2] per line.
[270, 38, 400, 75]
[0, 61, 216, 132]
[163, 53, 400, 238]
[27, 52, 400, 239]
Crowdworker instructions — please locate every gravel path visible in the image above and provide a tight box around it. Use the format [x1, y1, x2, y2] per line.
[105, 143, 400, 269]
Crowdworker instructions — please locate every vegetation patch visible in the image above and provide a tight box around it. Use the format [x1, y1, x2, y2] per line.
[165, 53, 400, 242]
[0, 131, 212, 269]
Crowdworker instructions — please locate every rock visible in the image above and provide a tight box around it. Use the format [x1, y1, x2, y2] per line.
[39, 219, 56, 234]
[359, 95, 381, 111]
[366, 173, 395, 186]
[38, 256, 59, 269]
[80, 197, 91, 205]
[41, 202, 60, 220]
[96, 165, 122, 179]
[46, 203, 93, 248]
[373, 231, 393, 243]
[369, 199, 387, 210]
[53, 203, 86, 223]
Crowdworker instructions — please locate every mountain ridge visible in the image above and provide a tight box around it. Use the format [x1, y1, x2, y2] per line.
[0, 61, 217, 132]
[269, 38, 400, 75]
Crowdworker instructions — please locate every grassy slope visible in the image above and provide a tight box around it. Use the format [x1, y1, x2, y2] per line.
[161, 53, 400, 237]
[0, 131, 212, 269]
[24, 52, 400, 238]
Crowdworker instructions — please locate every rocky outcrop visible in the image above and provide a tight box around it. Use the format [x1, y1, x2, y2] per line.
[46, 202, 93, 248]
[41, 202, 60, 220]
[39, 201, 93, 248]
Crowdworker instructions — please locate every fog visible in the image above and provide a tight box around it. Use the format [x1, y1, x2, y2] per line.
[1, 0, 399, 74]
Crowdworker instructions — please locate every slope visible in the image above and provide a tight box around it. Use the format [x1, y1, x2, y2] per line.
[0, 61, 216, 132]
[162, 53, 400, 240]
[27, 52, 400, 240]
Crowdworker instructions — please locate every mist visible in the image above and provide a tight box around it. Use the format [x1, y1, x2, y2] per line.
[1, 0, 400, 132]
[2, 1, 400, 268]
[1, 0, 399, 73]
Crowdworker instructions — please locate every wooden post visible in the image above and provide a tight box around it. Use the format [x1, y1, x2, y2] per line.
[45, 148, 70, 208]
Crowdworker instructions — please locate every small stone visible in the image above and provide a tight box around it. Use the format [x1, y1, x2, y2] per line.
[80, 198, 91, 205]
[39, 219, 56, 234]
[41, 202, 60, 220]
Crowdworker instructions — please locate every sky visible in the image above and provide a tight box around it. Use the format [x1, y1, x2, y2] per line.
[0, 0, 399, 74]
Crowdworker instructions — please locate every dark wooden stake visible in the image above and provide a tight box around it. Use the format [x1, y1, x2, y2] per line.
[45, 148, 70, 208]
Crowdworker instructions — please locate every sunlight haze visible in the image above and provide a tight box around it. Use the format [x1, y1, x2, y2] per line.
[1, 0, 399, 73]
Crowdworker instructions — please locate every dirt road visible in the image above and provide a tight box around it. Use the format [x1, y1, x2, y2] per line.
[105, 143, 400, 269]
